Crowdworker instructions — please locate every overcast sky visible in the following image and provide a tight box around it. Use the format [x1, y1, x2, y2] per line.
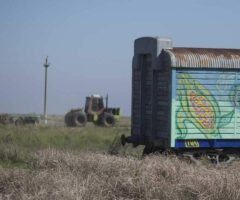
[0, 0, 240, 116]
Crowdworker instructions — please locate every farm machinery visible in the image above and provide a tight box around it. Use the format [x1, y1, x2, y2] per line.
[0, 114, 39, 126]
[64, 94, 120, 127]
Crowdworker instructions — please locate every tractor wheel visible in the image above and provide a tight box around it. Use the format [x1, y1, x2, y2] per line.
[34, 119, 39, 125]
[15, 118, 24, 126]
[64, 112, 73, 127]
[72, 112, 87, 127]
[0, 115, 8, 125]
[101, 113, 115, 127]
[9, 117, 14, 124]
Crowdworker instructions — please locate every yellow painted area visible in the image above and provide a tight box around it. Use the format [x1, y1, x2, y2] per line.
[185, 140, 200, 148]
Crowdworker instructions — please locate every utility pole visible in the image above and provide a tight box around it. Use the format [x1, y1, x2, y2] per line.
[106, 94, 108, 109]
[43, 56, 50, 125]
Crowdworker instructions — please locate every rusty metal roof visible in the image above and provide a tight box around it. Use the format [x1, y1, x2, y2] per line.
[163, 48, 240, 69]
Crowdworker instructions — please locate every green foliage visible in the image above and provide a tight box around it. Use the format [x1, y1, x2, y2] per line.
[0, 125, 128, 151]
[176, 73, 235, 138]
[218, 109, 235, 129]
[0, 119, 143, 167]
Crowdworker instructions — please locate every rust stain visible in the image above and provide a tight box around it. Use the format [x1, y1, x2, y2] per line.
[165, 48, 240, 68]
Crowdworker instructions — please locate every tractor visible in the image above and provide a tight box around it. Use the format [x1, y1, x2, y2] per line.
[0, 114, 14, 125]
[64, 95, 120, 127]
[0, 113, 39, 126]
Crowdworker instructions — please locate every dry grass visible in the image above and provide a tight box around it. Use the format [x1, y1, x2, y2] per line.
[1, 117, 240, 199]
[1, 149, 240, 200]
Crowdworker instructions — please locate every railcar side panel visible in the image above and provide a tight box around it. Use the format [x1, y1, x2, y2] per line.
[171, 69, 240, 148]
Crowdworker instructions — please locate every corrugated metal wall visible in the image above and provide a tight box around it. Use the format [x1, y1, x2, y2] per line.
[132, 54, 153, 138]
[132, 60, 141, 136]
[153, 68, 171, 140]
[132, 54, 171, 146]
[172, 69, 240, 144]
[164, 48, 240, 69]
[140, 55, 153, 136]
[131, 37, 173, 146]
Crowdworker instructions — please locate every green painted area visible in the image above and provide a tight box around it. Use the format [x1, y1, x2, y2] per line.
[173, 71, 240, 141]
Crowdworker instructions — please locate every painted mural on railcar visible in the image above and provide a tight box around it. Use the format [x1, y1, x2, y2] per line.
[175, 71, 240, 140]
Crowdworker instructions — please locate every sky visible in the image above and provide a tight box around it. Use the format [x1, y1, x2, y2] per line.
[0, 0, 240, 116]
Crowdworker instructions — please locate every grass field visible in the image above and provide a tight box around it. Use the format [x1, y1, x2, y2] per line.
[1, 116, 240, 200]
[0, 116, 142, 167]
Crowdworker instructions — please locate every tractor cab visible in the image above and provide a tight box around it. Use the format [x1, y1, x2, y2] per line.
[85, 95, 105, 114]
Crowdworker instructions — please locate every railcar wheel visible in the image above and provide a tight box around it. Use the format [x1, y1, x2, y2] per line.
[142, 144, 165, 156]
[207, 153, 237, 164]
[179, 151, 238, 165]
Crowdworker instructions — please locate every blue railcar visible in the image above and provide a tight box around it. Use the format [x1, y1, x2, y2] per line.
[122, 37, 240, 162]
